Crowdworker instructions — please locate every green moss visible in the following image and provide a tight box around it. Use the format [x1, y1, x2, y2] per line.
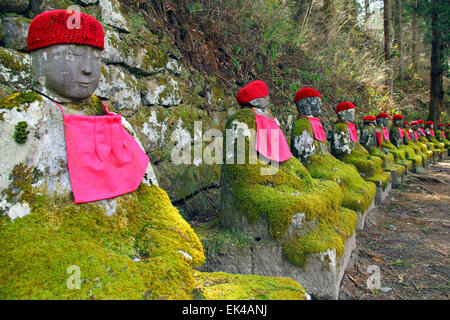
[292, 118, 376, 213]
[0, 179, 206, 299]
[13, 121, 29, 144]
[193, 271, 307, 300]
[223, 108, 357, 268]
[0, 48, 29, 73]
[0, 91, 42, 111]
[282, 207, 358, 269]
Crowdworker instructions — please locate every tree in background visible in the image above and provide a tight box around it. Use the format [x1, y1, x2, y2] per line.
[383, 0, 393, 94]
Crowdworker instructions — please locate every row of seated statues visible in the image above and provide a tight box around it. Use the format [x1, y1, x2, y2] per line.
[219, 81, 449, 297]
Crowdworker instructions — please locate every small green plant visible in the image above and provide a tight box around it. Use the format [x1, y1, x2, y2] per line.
[13, 121, 30, 144]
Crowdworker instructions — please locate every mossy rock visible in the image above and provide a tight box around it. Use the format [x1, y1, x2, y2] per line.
[292, 118, 376, 214]
[0, 91, 41, 111]
[193, 271, 308, 300]
[0, 181, 206, 300]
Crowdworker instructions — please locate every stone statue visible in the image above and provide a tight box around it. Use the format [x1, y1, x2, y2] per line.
[359, 115, 405, 189]
[416, 120, 439, 162]
[375, 113, 413, 174]
[401, 121, 429, 168]
[390, 115, 423, 172]
[410, 121, 435, 163]
[330, 104, 391, 202]
[436, 123, 450, 149]
[290, 88, 375, 228]
[425, 121, 448, 160]
[219, 81, 357, 299]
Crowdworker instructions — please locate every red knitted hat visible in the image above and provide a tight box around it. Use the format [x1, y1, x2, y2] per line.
[376, 112, 390, 119]
[403, 121, 409, 126]
[336, 102, 355, 113]
[236, 80, 269, 106]
[416, 120, 424, 124]
[410, 121, 418, 126]
[393, 114, 404, 120]
[27, 10, 104, 52]
[437, 123, 445, 127]
[294, 87, 321, 103]
[425, 121, 434, 126]
[363, 115, 376, 121]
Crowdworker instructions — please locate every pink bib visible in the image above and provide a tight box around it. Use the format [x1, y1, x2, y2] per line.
[420, 128, 426, 136]
[304, 116, 326, 142]
[252, 108, 292, 163]
[430, 129, 435, 137]
[53, 97, 149, 204]
[406, 130, 411, 140]
[376, 132, 383, 148]
[414, 132, 419, 140]
[398, 127, 404, 138]
[346, 122, 359, 142]
[382, 127, 390, 140]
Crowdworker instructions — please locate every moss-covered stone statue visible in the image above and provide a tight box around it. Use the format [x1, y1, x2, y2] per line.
[359, 115, 408, 190]
[409, 121, 435, 164]
[0, 10, 308, 300]
[219, 81, 357, 299]
[436, 123, 450, 150]
[330, 104, 391, 203]
[290, 87, 375, 229]
[401, 121, 429, 168]
[416, 120, 439, 162]
[375, 113, 413, 175]
[390, 114, 423, 172]
[425, 121, 448, 160]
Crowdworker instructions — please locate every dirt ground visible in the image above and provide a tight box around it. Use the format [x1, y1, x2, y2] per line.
[339, 160, 450, 300]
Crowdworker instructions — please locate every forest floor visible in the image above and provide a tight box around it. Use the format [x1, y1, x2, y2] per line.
[339, 160, 450, 300]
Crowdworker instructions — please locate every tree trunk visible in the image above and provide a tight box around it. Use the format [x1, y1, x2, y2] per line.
[429, 0, 444, 125]
[411, 0, 419, 76]
[384, 0, 393, 93]
[393, 0, 403, 83]
[364, 0, 370, 27]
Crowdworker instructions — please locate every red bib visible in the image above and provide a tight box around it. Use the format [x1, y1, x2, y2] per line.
[382, 127, 390, 141]
[406, 130, 411, 140]
[376, 132, 383, 148]
[398, 127, 404, 138]
[414, 132, 419, 140]
[252, 108, 292, 163]
[430, 129, 435, 137]
[53, 97, 149, 204]
[420, 128, 426, 136]
[305, 116, 327, 142]
[442, 131, 447, 139]
[347, 122, 359, 142]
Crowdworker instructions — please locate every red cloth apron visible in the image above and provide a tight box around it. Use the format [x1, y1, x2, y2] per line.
[299, 115, 326, 142]
[53, 97, 149, 204]
[398, 127, 404, 138]
[420, 128, 426, 136]
[414, 132, 419, 140]
[382, 127, 390, 140]
[376, 132, 383, 148]
[347, 122, 359, 142]
[406, 130, 411, 140]
[430, 129, 435, 137]
[442, 131, 447, 139]
[252, 108, 292, 163]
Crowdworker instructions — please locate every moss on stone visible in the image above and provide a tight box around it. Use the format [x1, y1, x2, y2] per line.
[13, 121, 29, 144]
[0, 91, 42, 111]
[0, 171, 206, 299]
[282, 207, 358, 269]
[0, 48, 29, 73]
[223, 108, 357, 268]
[292, 118, 376, 214]
[193, 271, 307, 300]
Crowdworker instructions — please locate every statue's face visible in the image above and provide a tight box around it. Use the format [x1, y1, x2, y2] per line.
[376, 118, 389, 127]
[32, 44, 102, 100]
[411, 124, 418, 130]
[248, 95, 270, 109]
[438, 125, 445, 130]
[393, 119, 403, 127]
[337, 108, 355, 123]
[426, 124, 434, 129]
[363, 120, 376, 128]
[295, 96, 322, 117]
[418, 122, 424, 128]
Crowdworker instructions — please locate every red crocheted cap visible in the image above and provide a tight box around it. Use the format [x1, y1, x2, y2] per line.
[416, 120, 425, 124]
[403, 121, 409, 125]
[294, 87, 321, 103]
[437, 123, 445, 127]
[393, 114, 404, 120]
[376, 112, 390, 119]
[425, 121, 434, 126]
[410, 121, 418, 126]
[236, 80, 269, 106]
[363, 115, 376, 121]
[27, 10, 104, 52]
[336, 102, 355, 113]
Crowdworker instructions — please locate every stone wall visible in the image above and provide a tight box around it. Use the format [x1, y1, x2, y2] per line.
[0, 0, 237, 221]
